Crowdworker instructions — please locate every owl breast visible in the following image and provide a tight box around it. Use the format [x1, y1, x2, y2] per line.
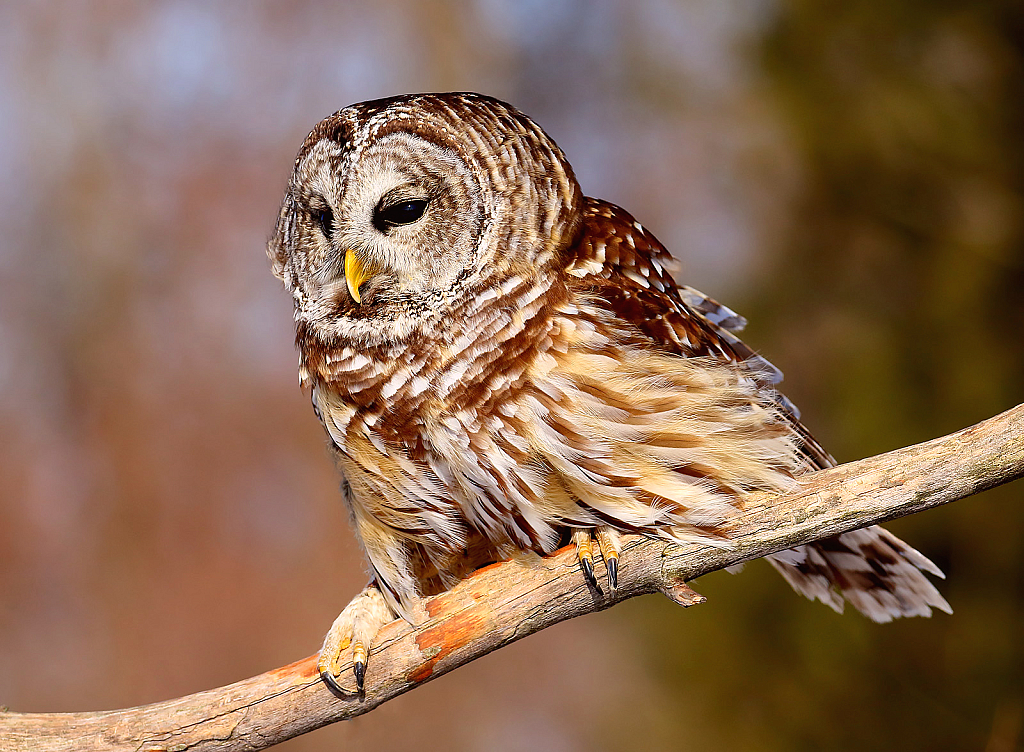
[302, 256, 578, 590]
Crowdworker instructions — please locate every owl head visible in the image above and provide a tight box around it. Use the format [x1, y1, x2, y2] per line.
[269, 93, 584, 345]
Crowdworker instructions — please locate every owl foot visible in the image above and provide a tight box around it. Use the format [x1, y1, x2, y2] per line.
[318, 584, 394, 696]
[596, 527, 621, 589]
[572, 526, 622, 592]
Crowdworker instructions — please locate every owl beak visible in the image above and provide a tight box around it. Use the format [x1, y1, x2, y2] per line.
[344, 249, 375, 304]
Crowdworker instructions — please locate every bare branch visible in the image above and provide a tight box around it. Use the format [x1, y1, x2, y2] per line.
[3, 403, 1022, 752]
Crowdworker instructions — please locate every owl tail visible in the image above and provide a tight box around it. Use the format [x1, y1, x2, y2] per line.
[766, 525, 951, 622]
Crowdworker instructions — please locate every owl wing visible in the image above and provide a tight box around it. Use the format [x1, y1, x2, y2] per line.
[562, 197, 950, 622]
[565, 198, 834, 471]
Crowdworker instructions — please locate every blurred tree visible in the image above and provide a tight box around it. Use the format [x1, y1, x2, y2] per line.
[645, 2, 1024, 750]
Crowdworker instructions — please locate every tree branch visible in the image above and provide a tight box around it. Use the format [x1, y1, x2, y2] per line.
[3, 403, 1023, 752]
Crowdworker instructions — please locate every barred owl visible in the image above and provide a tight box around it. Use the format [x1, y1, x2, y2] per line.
[269, 93, 950, 694]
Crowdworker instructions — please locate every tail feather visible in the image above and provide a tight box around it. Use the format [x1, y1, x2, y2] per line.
[767, 526, 951, 622]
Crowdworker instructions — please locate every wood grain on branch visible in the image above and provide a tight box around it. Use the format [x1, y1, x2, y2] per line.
[3, 403, 1023, 752]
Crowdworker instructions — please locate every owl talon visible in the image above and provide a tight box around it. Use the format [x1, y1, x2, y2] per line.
[319, 666, 347, 697]
[606, 556, 619, 590]
[352, 653, 367, 692]
[317, 584, 393, 697]
[580, 555, 597, 589]
[595, 527, 622, 591]
[573, 527, 622, 591]
[572, 529, 600, 591]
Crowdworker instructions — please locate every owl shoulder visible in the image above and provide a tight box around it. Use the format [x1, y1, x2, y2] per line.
[561, 198, 735, 361]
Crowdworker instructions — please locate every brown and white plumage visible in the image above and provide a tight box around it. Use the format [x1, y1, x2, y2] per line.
[268, 93, 949, 691]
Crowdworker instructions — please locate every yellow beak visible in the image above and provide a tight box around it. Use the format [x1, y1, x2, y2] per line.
[344, 249, 375, 304]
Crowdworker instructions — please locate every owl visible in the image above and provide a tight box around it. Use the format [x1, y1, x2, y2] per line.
[268, 93, 950, 694]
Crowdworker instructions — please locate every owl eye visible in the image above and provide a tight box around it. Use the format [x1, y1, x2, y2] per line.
[373, 199, 428, 231]
[318, 208, 335, 239]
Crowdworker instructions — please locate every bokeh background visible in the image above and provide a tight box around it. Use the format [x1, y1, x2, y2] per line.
[1, 2, 1022, 750]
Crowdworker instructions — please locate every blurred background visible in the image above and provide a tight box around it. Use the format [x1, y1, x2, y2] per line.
[1, 1, 1022, 750]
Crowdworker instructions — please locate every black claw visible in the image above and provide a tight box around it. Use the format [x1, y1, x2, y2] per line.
[353, 658, 366, 692]
[580, 556, 598, 590]
[320, 669, 348, 698]
[607, 557, 619, 590]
